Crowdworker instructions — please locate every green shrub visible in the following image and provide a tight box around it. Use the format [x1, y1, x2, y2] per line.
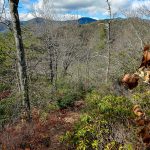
[85, 90, 102, 107]
[104, 142, 133, 150]
[85, 91, 133, 122]
[0, 96, 20, 126]
[61, 114, 98, 150]
[61, 93, 135, 149]
[43, 103, 59, 113]
[0, 83, 10, 92]
[61, 115, 126, 150]
[57, 91, 83, 109]
[98, 95, 133, 121]
[131, 91, 150, 116]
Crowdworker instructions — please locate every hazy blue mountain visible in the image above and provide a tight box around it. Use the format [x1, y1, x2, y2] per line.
[78, 17, 97, 24]
[23, 17, 97, 25]
[0, 17, 99, 32]
[0, 23, 7, 32]
[21, 17, 45, 26]
[0, 20, 12, 32]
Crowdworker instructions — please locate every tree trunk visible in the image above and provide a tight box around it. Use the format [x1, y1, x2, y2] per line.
[86, 49, 90, 88]
[54, 52, 58, 91]
[63, 64, 69, 76]
[49, 51, 54, 84]
[105, 0, 112, 84]
[106, 21, 111, 83]
[9, 0, 31, 121]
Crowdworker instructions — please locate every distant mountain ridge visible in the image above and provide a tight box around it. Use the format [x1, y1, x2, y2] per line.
[0, 23, 7, 32]
[78, 17, 97, 24]
[22, 17, 97, 25]
[0, 17, 98, 32]
[0, 20, 11, 32]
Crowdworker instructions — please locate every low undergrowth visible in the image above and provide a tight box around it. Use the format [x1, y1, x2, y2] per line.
[61, 90, 150, 150]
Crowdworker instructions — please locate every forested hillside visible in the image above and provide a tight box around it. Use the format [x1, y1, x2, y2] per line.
[0, 1, 150, 149]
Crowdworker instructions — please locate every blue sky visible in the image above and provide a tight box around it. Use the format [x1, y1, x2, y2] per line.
[18, 0, 130, 20]
[1, 0, 150, 21]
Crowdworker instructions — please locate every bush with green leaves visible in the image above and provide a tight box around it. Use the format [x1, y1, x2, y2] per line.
[54, 79, 88, 109]
[61, 93, 135, 150]
[0, 32, 15, 92]
[131, 91, 150, 116]
[57, 91, 83, 109]
[61, 114, 99, 150]
[0, 95, 21, 127]
[61, 113, 134, 150]
[85, 90, 102, 109]
[0, 84, 10, 92]
[98, 95, 133, 122]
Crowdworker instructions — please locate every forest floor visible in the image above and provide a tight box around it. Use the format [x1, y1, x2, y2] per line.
[48, 108, 82, 150]
[0, 100, 85, 150]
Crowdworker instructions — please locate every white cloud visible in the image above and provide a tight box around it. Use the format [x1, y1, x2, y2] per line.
[2, 0, 149, 21]
[34, 0, 43, 10]
[0, 0, 10, 20]
[19, 12, 81, 21]
[110, 0, 129, 13]
[0, 0, 4, 15]
[131, 0, 150, 10]
[122, 0, 150, 18]
[28, 0, 130, 20]
[59, 14, 82, 21]
[19, 13, 35, 21]
[22, 0, 30, 2]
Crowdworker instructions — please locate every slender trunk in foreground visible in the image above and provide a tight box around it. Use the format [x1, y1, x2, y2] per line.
[9, 0, 31, 121]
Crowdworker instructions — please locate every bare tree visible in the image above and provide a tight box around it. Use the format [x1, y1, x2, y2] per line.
[60, 24, 82, 77]
[43, 28, 59, 86]
[138, 1, 150, 19]
[32, 0, 82, 87]
[9, 0, 31, 121]
[105, 0, 112, 83]
[31, 1, 62, 92]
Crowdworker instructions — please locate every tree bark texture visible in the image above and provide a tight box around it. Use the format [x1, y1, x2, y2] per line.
[105, 0, 111, 83]
[9, 0, 31, 121]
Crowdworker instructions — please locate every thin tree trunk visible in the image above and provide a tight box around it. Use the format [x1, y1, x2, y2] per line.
[63, 64, 69, 77]
[49, 51, 54, 84]
[9, 0, 31, 121]
[86, 49, 90, 88]
[54, 53, 58, 91]
[15, 61, 21, 92]
[106, 21, 111, 83]
[106, 0, 111, 83]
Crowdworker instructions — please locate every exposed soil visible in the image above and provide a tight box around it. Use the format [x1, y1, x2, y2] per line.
[0, 101, 85, 150]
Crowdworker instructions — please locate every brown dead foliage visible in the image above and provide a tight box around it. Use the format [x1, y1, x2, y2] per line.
[0, 90, 11, 100]
[133, 105, 150, 149]
[0, 105, 82, 150]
